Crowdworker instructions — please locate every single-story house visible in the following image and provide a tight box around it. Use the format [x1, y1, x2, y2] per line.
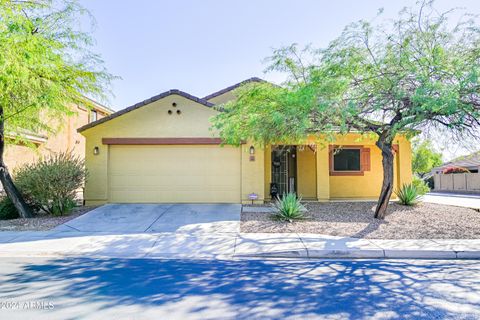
[431, 151, 480, 174]
[78, 78, 412, 205]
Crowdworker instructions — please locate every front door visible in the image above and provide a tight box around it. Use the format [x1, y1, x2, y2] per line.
[271, 146, 297, 197]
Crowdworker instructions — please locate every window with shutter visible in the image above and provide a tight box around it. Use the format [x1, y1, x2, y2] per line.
[329, 145, 371, 176]
[361, 148, 371, 171]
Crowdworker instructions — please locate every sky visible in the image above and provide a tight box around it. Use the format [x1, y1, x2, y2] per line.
[79, 0, 480, 160]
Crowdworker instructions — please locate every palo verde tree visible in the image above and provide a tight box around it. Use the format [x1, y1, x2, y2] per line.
[212, 1, 480, 219]
[0, 0, 112, 218]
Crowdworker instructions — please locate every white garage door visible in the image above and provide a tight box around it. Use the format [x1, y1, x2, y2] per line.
[108, 145, 241, 203]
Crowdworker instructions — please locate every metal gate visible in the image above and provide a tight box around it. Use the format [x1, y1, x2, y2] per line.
[271, 146, 297, 197]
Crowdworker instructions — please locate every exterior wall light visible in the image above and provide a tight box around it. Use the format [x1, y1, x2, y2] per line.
[249, 146, 255, 161]
[93, 146, 100, 155]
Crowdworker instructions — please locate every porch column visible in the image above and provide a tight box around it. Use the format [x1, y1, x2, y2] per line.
[316, 144, 330, 201]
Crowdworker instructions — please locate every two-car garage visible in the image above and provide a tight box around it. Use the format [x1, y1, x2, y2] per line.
[108, 144, 241, 203]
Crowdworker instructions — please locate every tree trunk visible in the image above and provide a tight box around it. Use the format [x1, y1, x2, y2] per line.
[0, 107, 33, 218]
[374, 139, 395, 219]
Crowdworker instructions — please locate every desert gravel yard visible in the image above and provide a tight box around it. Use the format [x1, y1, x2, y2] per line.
[241, 202, 480, 239]
[0, 206, 97, 231]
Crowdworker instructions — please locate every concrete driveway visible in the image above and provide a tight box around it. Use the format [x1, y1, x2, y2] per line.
[54, 204, 241, 234]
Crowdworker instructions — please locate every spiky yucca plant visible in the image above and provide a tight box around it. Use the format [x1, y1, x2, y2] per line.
[272, 192, 306, 222]
[395, 183, 421, 206]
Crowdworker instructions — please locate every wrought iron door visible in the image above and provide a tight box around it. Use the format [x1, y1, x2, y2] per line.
[271, 146, 297, 197]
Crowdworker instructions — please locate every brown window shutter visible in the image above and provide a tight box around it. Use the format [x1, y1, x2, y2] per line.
[361, 148, 371, 171]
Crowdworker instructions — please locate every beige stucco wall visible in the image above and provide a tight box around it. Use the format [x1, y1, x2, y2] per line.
[205, 91, 236, 105]
[296, 147, 317, 199]
[466, 173, 480, 191]
[5, 104, 109, 173]
[327, 134, 412, 199]
[4, 144, 38, 170]
[434, 173, 480, 192]
[241, 144, 265, 204]
[316, 143, 331, 201]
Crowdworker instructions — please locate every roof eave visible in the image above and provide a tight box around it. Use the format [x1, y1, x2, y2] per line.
[80, 95, 115, 115]
[202, 77, 267, 101]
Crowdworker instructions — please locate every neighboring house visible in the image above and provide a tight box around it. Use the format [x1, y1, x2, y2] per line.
[78, 78, 412, 205]
[431, 151, 480, 174]
[432, 151, 480, 193]
[5, 98, 114, 171]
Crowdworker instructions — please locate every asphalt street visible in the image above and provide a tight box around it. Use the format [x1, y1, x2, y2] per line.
[0, 257, 479, 319]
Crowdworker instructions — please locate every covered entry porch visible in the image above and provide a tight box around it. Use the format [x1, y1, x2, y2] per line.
[263, 144, 328, 201]
[257, 136, 410, 203]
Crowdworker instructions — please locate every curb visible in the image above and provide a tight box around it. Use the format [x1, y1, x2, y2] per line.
[235, 249, 480, 260]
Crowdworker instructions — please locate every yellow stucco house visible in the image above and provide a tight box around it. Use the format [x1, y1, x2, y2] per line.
[78, 78, 412, 205]
[5, 99, 114, 171]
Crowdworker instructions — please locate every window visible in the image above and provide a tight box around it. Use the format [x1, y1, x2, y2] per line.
[333, 148, 361, 171]
[329, 145, 371, 176]
[90, 110, 98, 123]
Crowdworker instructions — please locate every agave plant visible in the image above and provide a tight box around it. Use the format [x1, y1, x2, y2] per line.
[395, 183, 421, 206]
[272, 192, 306, 222]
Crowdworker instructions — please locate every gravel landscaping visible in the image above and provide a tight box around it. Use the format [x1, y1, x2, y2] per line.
[241, 202, 480, 239]
[0, 206, 97, 231]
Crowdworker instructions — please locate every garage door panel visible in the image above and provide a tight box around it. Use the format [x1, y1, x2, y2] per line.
[108, 145, 241, 203]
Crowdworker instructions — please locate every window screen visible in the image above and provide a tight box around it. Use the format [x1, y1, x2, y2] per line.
[333, 149, 361, 171]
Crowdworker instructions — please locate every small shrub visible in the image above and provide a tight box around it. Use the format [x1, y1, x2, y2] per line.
[14, 152, 87, 216]
[412, 176, 430, 195]
[0, 197, 19, 220]
[272, 193, 306, 222]
[395, 183, 421, 206]
[443, 166, 470, 174]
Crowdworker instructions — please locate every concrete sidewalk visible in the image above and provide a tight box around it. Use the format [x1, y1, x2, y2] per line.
[0, 230, 479, 260]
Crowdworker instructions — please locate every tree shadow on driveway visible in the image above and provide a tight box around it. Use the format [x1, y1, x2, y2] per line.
[1, 258, 479, 319]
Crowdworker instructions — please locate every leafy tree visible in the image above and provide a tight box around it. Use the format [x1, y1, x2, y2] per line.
[0, 0, 112, 217]
[212, 1, 480, 219]
[412, 139, 442, 178]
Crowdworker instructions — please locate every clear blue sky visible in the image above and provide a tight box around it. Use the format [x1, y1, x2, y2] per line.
[80, 0, 480, 110]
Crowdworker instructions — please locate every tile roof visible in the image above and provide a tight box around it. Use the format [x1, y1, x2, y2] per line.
[433, 151, 480, 171]
[202, 77, 266, 101]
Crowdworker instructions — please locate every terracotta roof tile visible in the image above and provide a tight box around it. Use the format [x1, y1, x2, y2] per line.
[202, 77, 266, 101]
